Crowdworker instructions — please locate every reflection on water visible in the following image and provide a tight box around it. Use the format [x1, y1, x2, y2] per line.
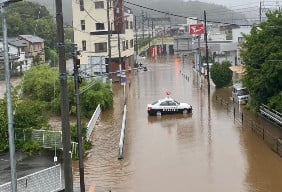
[73, 56, 282, 192]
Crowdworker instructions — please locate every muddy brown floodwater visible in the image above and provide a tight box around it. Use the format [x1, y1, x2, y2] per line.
[72, 56, 282, 192]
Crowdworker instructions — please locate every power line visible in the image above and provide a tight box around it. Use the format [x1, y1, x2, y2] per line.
[124, 0, 253, 26]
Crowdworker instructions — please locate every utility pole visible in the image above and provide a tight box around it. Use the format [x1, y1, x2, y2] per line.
[142, 10, 144, 39]
[55, 0, 73, 191]
[151, 20, 154, 39]
[148, 16, 150, 53]
[72, 44, 85, 192]
[134, 15, 138, 61]
[107, 0, 112, 78]
[118, 31, 121, 73]
[204, 10, 210, 95]
[147, 13, 150, 38]
[0, 1, 22, 191]
[259, 1, 262, 23]
[197, 35, 201, 73]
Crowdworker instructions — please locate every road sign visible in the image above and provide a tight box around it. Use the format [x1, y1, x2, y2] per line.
[121, 74, 126, 85]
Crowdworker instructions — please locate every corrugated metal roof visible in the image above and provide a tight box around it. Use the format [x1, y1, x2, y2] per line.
[19, 35, 44, 43]
[8, 38, 27, 47]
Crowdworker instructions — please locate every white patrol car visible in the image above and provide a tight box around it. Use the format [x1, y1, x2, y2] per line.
[147, 97, 192, 116]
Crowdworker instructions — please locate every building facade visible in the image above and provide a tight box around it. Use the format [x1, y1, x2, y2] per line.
[18, 35, 45, 63]
[72, 0, 134, 77]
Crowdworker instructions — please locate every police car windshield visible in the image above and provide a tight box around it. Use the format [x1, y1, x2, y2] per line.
[237, 89, 249, 96]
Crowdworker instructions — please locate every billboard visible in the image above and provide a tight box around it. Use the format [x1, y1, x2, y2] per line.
[189, 23, 204, 35]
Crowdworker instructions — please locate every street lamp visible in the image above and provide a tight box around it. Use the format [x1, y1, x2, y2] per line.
[0, 1, 22, 192]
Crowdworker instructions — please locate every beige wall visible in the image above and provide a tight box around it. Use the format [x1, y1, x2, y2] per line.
[72, 0, 134, 65]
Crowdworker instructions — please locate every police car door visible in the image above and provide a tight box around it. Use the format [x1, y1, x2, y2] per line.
[160, 101, 169, 114]
[168, 100, 177, 114]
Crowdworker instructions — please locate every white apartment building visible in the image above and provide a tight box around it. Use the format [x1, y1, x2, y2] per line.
[72, 0, 134, 76]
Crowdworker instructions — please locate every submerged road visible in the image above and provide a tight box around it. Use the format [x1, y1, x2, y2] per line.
[69, 56, 282, 191]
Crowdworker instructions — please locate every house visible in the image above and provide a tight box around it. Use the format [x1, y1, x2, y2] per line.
[8, 38, 33, 71]
[232, 26, 251, 65]
[0, 37, 34, 79]
[72, 0, 134, 79]
[18, 35, 45, 63]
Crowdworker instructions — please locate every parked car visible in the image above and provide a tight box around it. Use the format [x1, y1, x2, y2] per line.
[147, 96, 192, 116]
[232, 83, 249, 104]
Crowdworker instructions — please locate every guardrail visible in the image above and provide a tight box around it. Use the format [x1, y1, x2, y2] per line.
[86, 104, 101, 141]
[215, 96, 282, 157]
[118, 105, 127, 160]
[259, 104, 282, 128]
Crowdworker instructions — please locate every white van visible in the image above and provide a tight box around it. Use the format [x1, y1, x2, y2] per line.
[232, 83, 249, 104]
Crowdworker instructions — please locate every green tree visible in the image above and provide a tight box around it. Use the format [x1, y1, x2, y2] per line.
[210, 61, 233, 88]
[0, 99, 8, 152]
[21, 65, 113, 117]
[45, 48, 59, 67]
[0, 1, 56, 48]
[80, 80, 113, 118]
[22, 64, 60, 103]
[241, 10, 282, 111]
[14, 99, 48, 129]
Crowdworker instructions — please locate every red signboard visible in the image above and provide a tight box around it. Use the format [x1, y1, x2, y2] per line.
[189, 24, 204, 35]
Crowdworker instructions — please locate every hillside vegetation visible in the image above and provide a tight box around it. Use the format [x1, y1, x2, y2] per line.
[28, 0, 247, 25]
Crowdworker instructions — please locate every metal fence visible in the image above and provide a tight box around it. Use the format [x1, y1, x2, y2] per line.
[32, 130, 63, 149]
[215, 95, 282, 157]
[0, 164, 64, 192]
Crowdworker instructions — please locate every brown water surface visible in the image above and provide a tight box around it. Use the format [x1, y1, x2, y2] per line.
[73, 56, 282, 192]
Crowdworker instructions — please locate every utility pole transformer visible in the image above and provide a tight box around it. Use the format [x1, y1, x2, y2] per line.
[55, 0, 73, 191]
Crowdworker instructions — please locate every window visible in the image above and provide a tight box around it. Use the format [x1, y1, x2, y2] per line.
[238, 37, 245, 43]
[96, 23, 105, 30]
[126, 40, 128, 49]
[125, 20, 129, 29]
[160, 101, 169, 106]
[95, 42, 107, 53]
[168, 101, 176, 106]
[81, 20, 85, 31]
[95, 1, 104, 9]
[82, 40, 86, 51]
[79, 0, 84, 11]
[130, 21, 133, 29]
[122, 41, 125, 51]
[130, 39, 133, 48]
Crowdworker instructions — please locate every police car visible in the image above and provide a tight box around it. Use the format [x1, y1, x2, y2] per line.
[147, 96, 192, 116]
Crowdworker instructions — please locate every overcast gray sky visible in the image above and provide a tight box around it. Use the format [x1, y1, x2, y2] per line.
[184, 0, 262, 8]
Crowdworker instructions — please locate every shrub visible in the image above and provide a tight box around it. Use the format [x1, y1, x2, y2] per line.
[210, 61, 233, 88]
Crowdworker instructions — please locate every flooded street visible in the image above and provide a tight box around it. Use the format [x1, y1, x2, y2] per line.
[73, 56, 282, 192]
